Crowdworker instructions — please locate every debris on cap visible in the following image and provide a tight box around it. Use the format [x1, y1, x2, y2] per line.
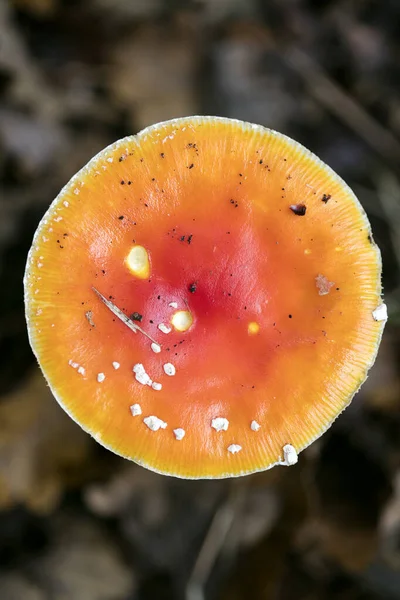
[211, 417, 229, 432]
[372, 303, 388, 322]
[282, 444, 298, 466]
[144, 416, 167, 431]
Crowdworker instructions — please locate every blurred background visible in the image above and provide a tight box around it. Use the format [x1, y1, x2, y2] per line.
[1, 0, 400, 598]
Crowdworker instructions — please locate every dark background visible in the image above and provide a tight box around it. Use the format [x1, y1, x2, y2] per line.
[1, 0, 400, 598]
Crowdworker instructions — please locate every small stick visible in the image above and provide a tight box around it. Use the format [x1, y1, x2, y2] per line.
[92, 287, 160, 346]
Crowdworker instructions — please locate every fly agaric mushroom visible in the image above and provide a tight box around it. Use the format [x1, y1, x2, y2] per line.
[24, 116, 386, 479]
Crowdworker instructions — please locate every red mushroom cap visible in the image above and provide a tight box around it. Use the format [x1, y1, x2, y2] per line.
[24, 116, 386, 478]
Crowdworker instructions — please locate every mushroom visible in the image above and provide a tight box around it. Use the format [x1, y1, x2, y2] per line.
[24, 116, 385, 479]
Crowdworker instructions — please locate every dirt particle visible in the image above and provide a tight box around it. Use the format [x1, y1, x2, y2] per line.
[130, 312, 143, 322]
[290, 204, 307, 216]
[321, 194, 331, 203]
[189, 282, 197, 293]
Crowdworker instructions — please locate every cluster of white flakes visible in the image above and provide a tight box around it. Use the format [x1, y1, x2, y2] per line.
[78, 292, 302, 461]
[68, 359, 85, 376]
[144, 415, 167, 431]
[133, 363, 152, 386]
[211, 417, 229, 432]
[132, 362, 169, 391]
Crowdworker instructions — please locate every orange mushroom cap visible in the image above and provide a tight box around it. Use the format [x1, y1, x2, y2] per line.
[24, 116, 386, 479]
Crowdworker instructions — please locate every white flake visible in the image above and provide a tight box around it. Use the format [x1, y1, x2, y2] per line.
[112, 361, 120, 370]
[130, 403, 142, 416]
[228, 444, 242, 454]
[152, 382, 162, 391]
[211, 417, 229, 432]
[107, 157, 113, 163]
[77, 366, 86, 376]
[54, 216, 62, 222]
[158, 323, 172, 334]
[174, 428, 185, 440]
[143, 415, 167, 431]
[63, 200, 69, 207]
[133, 363, 152, 386]
[36, 308, 42, 316]
[250, 420, 261, 431]
[315, 274, 334, 296]
[37, 263, 43, 268]
[68, 360, 79, 369]
[74, 188, 80, 195]
[282, 444, 298, 466]
[163, 362, 176, 376]
[169, 302, 178, 308]
[372, 303, 388, 322]
[42, 236, 49, 242]
[151, 342, 161, 353]
[97, 372, 105, 383]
